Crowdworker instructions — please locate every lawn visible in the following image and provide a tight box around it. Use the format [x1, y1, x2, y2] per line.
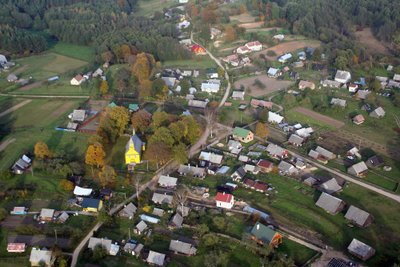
[284, 108, 336, 131]
[163, 57, 217, 69]
[136, 0, 176, 17]
[49, 42, 95, 62]
[0, 99, 89, 171]
[234, 173, 400, 266]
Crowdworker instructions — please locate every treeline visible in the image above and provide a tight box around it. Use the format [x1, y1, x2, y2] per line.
[0, 25, 47, 53]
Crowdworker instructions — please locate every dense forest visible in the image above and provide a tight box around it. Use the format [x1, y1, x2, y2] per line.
[0, 0, 190, 61]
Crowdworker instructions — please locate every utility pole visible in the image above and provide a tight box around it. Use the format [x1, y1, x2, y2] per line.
[54, 229, 58, 244]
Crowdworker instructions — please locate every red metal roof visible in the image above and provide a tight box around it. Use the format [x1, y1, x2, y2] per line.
[215, 192, 233, 203]
[7, 243, 26, 252]
[257, 159, 273, 169]
[254, 181, 268, 192]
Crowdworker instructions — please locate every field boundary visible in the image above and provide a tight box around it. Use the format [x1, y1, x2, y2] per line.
[292, 107, 345, 129]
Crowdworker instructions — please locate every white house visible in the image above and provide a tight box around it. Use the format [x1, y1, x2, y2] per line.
[245, 41, 262, 51]
[215, 192, 234, 209]
[268, 111, 284, 124]
[201, 79, 221, 93]
[273, 34, 285, 41]
[0, 54, 7, 64]
[334, 70, 351, 84]
[267, 67, 281, 78]
[70, 74, 85, 86]
[237, 46, 251, 54]
[278, 53, 292, 63]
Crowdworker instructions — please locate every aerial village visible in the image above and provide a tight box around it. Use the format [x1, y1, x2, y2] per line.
[0, 0, 400, 267]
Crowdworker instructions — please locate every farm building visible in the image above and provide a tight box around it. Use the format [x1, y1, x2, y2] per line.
[233, 127, 254, 143]
[347, 239, 375, 261]
[169, 240, 197, 256]
[334, 70, 351, 84]
[347, 161, 368, 177]
[250, 222, 283, 247]
[344, 205, 373, 227]
[70, 109, 86, 122]
[215, 192, 234, 209]
[316, 192, 346, 215]
[250, 99, 273, 109]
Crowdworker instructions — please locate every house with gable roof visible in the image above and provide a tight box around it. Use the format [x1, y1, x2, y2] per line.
[125, 132, 144, 165]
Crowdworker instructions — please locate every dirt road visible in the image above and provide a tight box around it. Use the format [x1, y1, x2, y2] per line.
[293, 107, 345, 129]
[0, 138, 16, 152]
[0, 99, 32, 118]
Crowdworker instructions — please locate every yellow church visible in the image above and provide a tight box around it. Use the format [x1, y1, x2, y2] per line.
[125, 133, 144, 165]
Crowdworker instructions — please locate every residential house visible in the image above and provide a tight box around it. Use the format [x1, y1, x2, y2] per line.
[233, 127, 254, 143]
[119, 203, 137, 218]
[347, 147, 362, 160]
[169, 240, 197, 256]
[201, 79, 221, 93]
[267, 67, 281, 78]
[288, 134, 304, 147]
[345, 206, 373, 227]
[227, 140, 242, 155]
[320, 178, 342, 194]
[356, 90, 370, 100]
[11, 155, 32, 174]
[268, 111, 284, 124]
[177, 164, 206, 178]
[0, 54, 7, 64]
[273, 34, 285, 41]
[231, 91, 245, 100]
[88, 237, 119, 256]
[347, 161, 368, 177]
[334, 70, 351, 84]
[237, 46, 252, 54]
[128, 103, 139, 112]
[298, 80, 315, 90]
[238, 155, 249, 162]
[161, 77, 177, 88]
[303, 177, 317, 186]
[295, 158, 306, 170]
[70, 74, 85, 85]
[199, 151, 223, 167]
[125, 133, 144, 165]
[254, 180, 269, 192]
[134, 221, 148, 235]
[7, 243, 26, 253]
[10, 207, 27, 215]
[278, 53, 292, 63]
[257, 159, 273, 173]
[393, 73, 400, 82]
[191, 44, 206, 55]
[250, 99, 273, 109]
[330, 98, 347, 108]
[222, 54, 240, 66]
[215, 192, 234, 209]
[278, 161, 298, 176]
[7, 73, 18, 82]
[39, 208, 55, 222]
[146, 251, 166, 266]
[210, 27, 222, 39]
[70, 109, 86, 122]
[250, 222, 283, 247]
[29, 249, 55, 267]
[152, 193, 173, 205]
[169, 213, 183, 228]
[369, 107, 385, 118]
[321, 79, 341, 88]
[315, 146, 336, 160]
[348, 83, 358, 93]
[244, 164, 259, 175]
[140, 214, 160, 224]
[245, 41, 262, 51]
[93, 68, 103, 78]
[158, 175, 178, 189]
[188, 99, 208, 109]
[366, 155, 384, 168]
[153, 208, 164, 217]
[352, 114, 365, 125]
[81, 198, 103, 212]
[316, 192, 345, 215]
[100, 188, 113, 200]
[347, 239, 375, 261]
[73, 186, 93, 196]
[266, 143, 288, 159]
[231, 167, 246, 182]
[295, 127, 314, 138]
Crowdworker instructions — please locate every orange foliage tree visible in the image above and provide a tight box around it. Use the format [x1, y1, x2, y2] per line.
[34, 141, 52, 159]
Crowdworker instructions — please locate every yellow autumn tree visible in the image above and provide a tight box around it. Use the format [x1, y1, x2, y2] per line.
[131, 53, 155, 84]
[255, 122, 269, 139]
[99, 80, 109, 95]
[34, 141, 52, 159]
[224, 25, 237, 42]
[98, 165, 117, 188]
[85, 143, 106, 174]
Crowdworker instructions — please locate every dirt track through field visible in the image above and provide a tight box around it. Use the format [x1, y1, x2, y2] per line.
[50, 101, 75, 118]
[0, 99, 31, 118]
[0, 138, 15, 152]
[293, 107, 345, 129]
[18, 81, 44, 91]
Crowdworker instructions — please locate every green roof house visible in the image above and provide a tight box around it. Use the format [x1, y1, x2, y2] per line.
[108, 102, 117, 108]
[129, 103, 139, 112]
[250, 222, 283, 247]
[233, 127, 254, 143]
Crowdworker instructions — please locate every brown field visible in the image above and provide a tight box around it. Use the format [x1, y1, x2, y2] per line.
[229, 13, 255, 23]
[256, 40, 321, 60]
[50, 101, 76, 118]
[293, 107, 345, 129]
[239, 21, 264, 29]
[18, 81, 44, 91]
[234, 74, 293, 97]
[355, 28, 390, 55]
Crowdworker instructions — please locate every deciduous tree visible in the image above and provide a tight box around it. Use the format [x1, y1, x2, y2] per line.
[99, 80, 109, 95]
[85, 143, 106, 171]
[34, 142, 52, 159]
[144, 142, 171, 166]
[98, 165, 117, 187]
[172, 143, 188, 164]
[59, 179, 74, 192]
[255, 122, 269, 139]
[131, 110, 151, 134]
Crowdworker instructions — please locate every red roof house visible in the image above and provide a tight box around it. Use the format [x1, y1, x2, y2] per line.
[257, 159, 274, 173]
[191, 44, 206, 55]
[215, 192, 234, 209]
[7, 243, 26, 253]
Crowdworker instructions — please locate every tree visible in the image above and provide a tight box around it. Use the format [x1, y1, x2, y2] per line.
[212, 216, 226, 231]
[255, 122, 269, 139]
[98, 165, 117, 187]
[202, 233, 219, 247]
[34, 142, 52, 159]
[144, 142, 171, 166]
[131, 53, 155, 84]
[149, 127, 175, 147]
[172, 143, 188, 164]
[217, 67, 225, 79]
[151, 78, 168, 100]
[224, 25, 237, 42]
[179, 79, 190, 95]
[258, 109, 269, 122]
[138, 79, 152, 99]
[58, 258, 68, 267]
[92, 245, 107, 261]
[60, 179, 74, 192]
[370, 79, 382, 92]
[196, 224, 209, 237]
[131, 110, 151, 134]
[181, 116, 201, 145]
[85, 143, 106, 173]
[98, 106, 130, 143]
[99, 80, 109, 95]
[173, 186, 188, 213]
[169, 121, 187, 142]
[151, 111, 173, 129]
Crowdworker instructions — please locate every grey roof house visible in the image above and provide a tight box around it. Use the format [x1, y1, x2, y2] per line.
[288, 134, 304, 146]
[315, 192, 346, 215]
[347, 161, 368, 177]
[169, 240, 197, 255]
[344, 205, 373, 227]
[347, 238, 375, 261]
[278, 161, 298, 176]
[369, 107, 385, 118]
[146, 250, 166, 266]
[320, 178, 342, 194]
[169, 213, 183, 228]
[152, 193, 173, 205]
[119, 202, 137, 218]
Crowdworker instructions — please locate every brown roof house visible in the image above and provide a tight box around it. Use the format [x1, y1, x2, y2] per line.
[257, 159, 273, 173]
[344, 205, 373, 227]
[347, 238, 375, 261]
[316, 192, 346, 215]
[347, 161, 368, 177]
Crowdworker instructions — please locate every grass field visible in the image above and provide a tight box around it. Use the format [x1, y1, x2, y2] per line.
[284, 108, 336, 131]
[163, 58, 217, 69]
[136, 0, 176, 17]
[0, 99, 89, 170]
[49, 42, 95, 62]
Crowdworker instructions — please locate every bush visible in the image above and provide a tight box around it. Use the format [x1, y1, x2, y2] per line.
[59, 179, 74, 192]
[266, 50, 277, 57]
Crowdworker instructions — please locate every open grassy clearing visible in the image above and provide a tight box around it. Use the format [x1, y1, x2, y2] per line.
[136, 0, 176, 17]
[163, 57, 217, 69]
[49, 42, 95, 62]
[355, 28, 391, 56]
[0, 99, 89, 170]
[229, 13, 256, 23]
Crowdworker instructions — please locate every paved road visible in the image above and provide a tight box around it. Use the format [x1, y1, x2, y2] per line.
[0, 99, 32, 118]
